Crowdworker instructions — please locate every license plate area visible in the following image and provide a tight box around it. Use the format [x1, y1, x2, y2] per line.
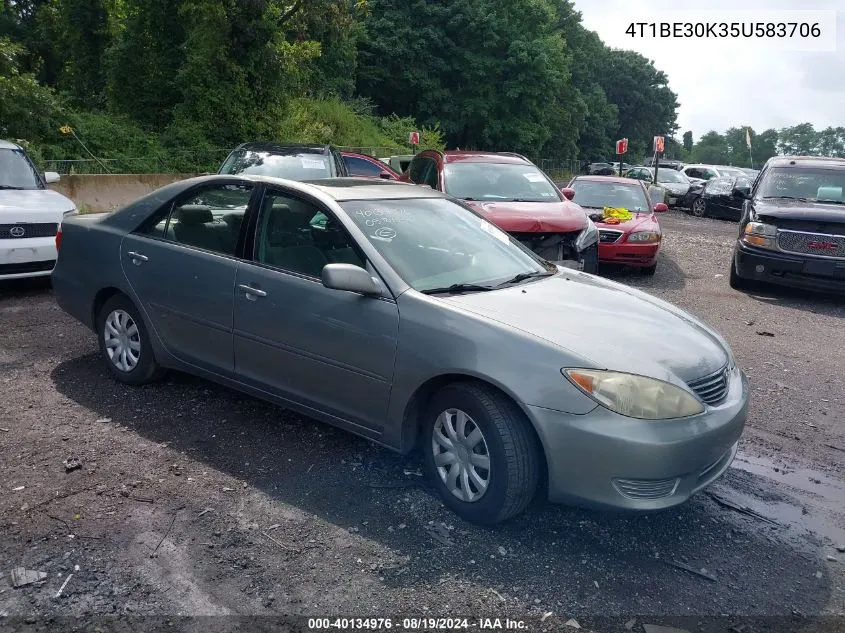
[802, 259, 836, 276]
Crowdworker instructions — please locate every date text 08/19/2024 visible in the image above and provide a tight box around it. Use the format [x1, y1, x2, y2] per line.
[307, 617, 530, 630]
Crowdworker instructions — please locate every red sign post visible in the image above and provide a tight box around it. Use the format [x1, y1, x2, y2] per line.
[653, 135, 665, 153]
[409, 131, 420, 145]
[615, 138, 628, 176]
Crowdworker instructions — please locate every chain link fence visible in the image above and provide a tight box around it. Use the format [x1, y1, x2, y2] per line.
[42, 148, 581, 179]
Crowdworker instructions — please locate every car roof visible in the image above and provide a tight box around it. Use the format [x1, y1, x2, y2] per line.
[300, 177, 448, 201]
[233, 142, 332, 154]
[572, 175, 645, 186]
[0, 139, 22, 150]
[438, 151, 532, 165]
[767, 155, 845, 169]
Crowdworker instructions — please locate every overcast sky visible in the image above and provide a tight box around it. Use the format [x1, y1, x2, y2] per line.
[576, 0, 844, 140]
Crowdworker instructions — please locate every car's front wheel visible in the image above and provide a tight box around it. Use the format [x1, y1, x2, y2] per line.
[729, 259, 756, 291]
[97, 294, 164, 385]
[691, 197, 708, 217]
[580, 243, 599, 274]
[422, 382, 541, 524]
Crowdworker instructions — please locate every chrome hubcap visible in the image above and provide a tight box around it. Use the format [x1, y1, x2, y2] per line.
[432, 408, 491, 502]
[692, 199, 705, 216]
[103, 309, 140, 372]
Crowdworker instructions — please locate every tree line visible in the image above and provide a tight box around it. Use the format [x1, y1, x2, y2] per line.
[0, 0, 680, 170]
[667, 124, 845, 169]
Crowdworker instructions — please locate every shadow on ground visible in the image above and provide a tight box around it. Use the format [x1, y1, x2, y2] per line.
[50, 353, 833, 618]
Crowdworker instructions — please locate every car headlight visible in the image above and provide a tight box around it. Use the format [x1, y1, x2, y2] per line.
[741, 221, 777, 249]
[575, 220, 598, 250]
[627, 231, 661, 243]
[563, 368, 705, 420]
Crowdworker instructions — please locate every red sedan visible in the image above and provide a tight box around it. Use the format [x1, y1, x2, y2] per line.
[565, 176, 668, 275]
[340, 152, 401, 180]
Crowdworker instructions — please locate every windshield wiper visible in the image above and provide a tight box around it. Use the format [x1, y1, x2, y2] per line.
[495, 271, 555, 287]
[0, 185, 25, 190]
[815, 199, 845, 205]
[420, 283, 496, 295]
[763, 195, 810, 201]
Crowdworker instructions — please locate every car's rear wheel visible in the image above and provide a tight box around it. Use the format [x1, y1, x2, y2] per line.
[691, 197, 708, 217]
[97, 295, 164, 385]
[422, 382, 541, 525]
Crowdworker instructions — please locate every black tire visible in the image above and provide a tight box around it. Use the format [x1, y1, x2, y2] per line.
[691, 197, 707, 217]
[97, 294, 164, 385]
[581, 243, 599, 274]
[422, 382, 541, 525]
[640, 263, 657, 276]
[729, 260, 755, 291]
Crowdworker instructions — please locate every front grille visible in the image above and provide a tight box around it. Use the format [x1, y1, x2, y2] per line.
[0, 223, 59, 239]
[599, 229, 623, 243]
[687, 366, 729, 406]
[0, 260, 55, 275]
[777, 229, 845, 258]
[613, 477, 679, 500]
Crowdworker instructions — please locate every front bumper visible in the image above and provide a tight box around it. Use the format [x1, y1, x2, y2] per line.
[734, 242, 845, 293]
[598, 241, 660, 267]
[0, 237, 57, 279]
[527, 367, 749, 510]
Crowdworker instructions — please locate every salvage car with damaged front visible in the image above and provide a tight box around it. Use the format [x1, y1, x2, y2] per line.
[730, 156, 845, 293]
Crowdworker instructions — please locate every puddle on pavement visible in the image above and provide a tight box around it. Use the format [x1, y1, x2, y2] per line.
[724, 450, 845, 546]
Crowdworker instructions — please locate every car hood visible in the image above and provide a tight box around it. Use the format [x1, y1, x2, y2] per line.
[590, 212, 657, 232]
[754, 198, 845, 224]
[463, 199, 588, 233]
[0, 188, 76, 222]
[442, 272, 729, 383]
[661, 182, 690, 194]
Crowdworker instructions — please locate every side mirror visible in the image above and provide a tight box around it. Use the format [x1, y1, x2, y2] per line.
[733, 184, 751, 199]
[44, 171, 61, 184]
[560, 187, 575, 200]
[653, 202, 669, 213]
[321, 263, 382, 296]
[378, 171, 394, 180]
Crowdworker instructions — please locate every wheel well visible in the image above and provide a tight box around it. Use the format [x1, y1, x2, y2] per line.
[401, 374, 548, 486]
[91, 287, 124, 329]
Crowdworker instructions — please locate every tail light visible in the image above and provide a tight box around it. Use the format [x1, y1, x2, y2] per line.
[55, 226, 63, 251]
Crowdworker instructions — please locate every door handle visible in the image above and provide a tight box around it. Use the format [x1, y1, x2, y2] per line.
[238, 283, 267, 298]
[127, 251, 148, 263]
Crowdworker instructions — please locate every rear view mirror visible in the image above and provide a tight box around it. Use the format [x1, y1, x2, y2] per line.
[44, 171, 61, 184]
[322, 263, 382, 296]
[653, 202, 668, 213]
[378, 171, 394, 180]
[560, 187, 575, 200]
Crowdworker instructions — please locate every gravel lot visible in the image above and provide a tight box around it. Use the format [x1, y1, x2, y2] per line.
[1, 209, 844, 632]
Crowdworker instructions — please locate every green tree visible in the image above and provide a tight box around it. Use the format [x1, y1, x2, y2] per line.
[816, 126, 845, 157]
[595, 48, 679, 157]
[357, 0, 578, 156]
[777, 123, 818, 155]
[692, 130, 728, 164]
[682, 131, 693, 153]
[754, 128, 779, 165]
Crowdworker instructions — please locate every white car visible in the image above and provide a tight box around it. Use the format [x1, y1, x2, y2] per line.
[1, 140, 76, 279]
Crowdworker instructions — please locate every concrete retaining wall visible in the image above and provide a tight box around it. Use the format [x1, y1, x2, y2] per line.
[48, 173, 201, 213]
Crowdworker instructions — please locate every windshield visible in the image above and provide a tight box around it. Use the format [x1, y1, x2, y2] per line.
[758, 167, 845, 202]
[219, 150, 333, 180]
[717, 167, 746, 179]
[443, 162, 561, 202]
[0, 149, 43, 190]
[339, 197, 551, 292]
[657, 170, 689, 184]
[569, 180, 649, 212]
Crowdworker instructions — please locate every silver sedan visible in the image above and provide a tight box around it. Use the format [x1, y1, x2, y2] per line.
[52, 175, 748, 524]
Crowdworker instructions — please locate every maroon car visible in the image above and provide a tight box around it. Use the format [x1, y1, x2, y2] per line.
[340, 152, 400, 180]
[400, 150, 598, 272]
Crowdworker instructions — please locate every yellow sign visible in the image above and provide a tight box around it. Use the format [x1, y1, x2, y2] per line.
[59, 125, 73, 135]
